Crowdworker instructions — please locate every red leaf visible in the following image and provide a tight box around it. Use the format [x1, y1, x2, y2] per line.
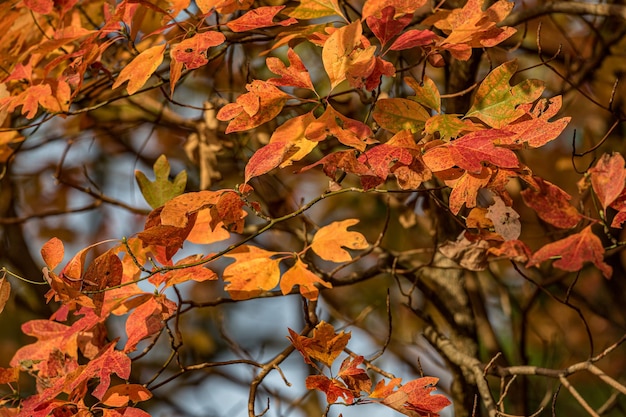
[170, 31, 225, 70]
[521, 177, 582, 229]
[527, 226, 612, 279]
[267, 48, 314, 90]
[358, 143, 413, 182]
[81, 251, 123, 316]
[24, 0, 53, 14]
[124, 295, 176, 352]
[365, 6, 413, 46]
[306, 375, 355, 404]
[488, 239, 532, 263]
[589, 153, 626, 209]
[448, 129, 519, 173]
[226, 6, 297, 32]
[398, 377, 452, 416]
[389, 29, 438, 51]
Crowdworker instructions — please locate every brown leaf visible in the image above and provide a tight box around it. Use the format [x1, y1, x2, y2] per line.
[0, 276, 10, 315]
[306, 375, 355, 404]
[589, 153, 626, 209]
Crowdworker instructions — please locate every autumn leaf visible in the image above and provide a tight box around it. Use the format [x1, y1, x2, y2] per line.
[424, 0, 516, 52]
[447, 129, 519, 174]
[280, 257, 331, 300]
[186, 209, 232, 244]
[499, 96, 571, 148]
[286, 0, 343, 20]
[111, 44, 166, 95]
[245, 112, 317, 183]
[217, 80, 290, 133]
[372, 98, 430, 133]
[267, 48, 315, 90]
[135, 155, 187, 210]
[305, 105, 372, 151]
[404, 75, 441, 113]
[159, 190, 221, 228]
[222, 246, 282, 300]
[466, 60, 545, 128]
[287, 321, 350, 367]
[10, 320, 78, 367]
[195, 0, 253, 14]
[41, 237, 64, 270]
[124, 294, 177, 352]
[361, 0, 427, 19]
[81, 251, 123, 316]
[486, 197, 521, 241]
[521, 177, 582, 229]
[382, 377, 451, 417]
[309, 219, 369, 262]
[170, 31, 225, 70]
[300, 150, 374, 185]
[365, 6, 413, 47]
[425, 115, 480, 140]
[527, 226, 612, 279]
[0, 275, 10, 315]
[358, 143, 414, 183]
[138, 208, 197, 262]
[226, 6, 297, 32]
[389, 29, 438, 51]
[338, 355, 372, 394]
[443, 167, 492, 215]
[306, 375, 356, 404]
[322, 22, 377, 89]
[24, 0, 53, 14]
[588, 153, 626, 210]
[102, 384, 152, 407]
[488, 239, 532, 263]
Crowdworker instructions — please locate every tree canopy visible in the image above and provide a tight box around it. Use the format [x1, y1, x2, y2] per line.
[1, 1, 626, 417]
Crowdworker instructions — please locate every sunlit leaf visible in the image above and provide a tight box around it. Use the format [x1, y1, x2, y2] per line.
[111, 44, 166, 95]
[309, 219, 368, 262]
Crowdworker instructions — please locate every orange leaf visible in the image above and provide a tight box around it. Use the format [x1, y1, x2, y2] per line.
[280, 257, 331, 300]
[527, 226, 612, 279]
[196, 0, 253, 14]
[267, 48, 315, 90]
[442, 167, 491, 215]
[170, 31, 225, 70]
[111, 44, 166, 95]
[383, 377, 451, 416]
[216, 80, 290, 133]
[448, 129, 519, 174]
[322, 22, 376, 89]
[226, 6, 297, 32]
[309, 219, 368, 263]
[102, 384, 152, 407]
[287, 321, 350, 367]
[304, 105, 372, 151]
[186, 209, 232, 244]
[223, 246, 282, 300]
[41, 237, 64, 270]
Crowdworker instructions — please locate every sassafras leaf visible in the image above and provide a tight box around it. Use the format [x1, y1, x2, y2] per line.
[309, 219, 368, 262]
[111, 44, 166, 95]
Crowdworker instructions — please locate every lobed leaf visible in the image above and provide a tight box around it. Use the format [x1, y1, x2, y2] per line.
[310, 219, 369, 262]
[111, 44, 166, 95]
[135, 155, 187, 210]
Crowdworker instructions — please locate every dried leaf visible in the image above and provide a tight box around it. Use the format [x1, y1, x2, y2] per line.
[527, 226, 612, 279]
[486, 197, 521, 241]
[309, 219, 368, 263]
[0, 276, 10, 315]
[338, 355, 372, 394]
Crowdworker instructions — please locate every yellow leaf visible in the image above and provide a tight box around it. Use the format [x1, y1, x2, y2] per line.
[112, 44, 166, 95]
[310, 219, 368, 262]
